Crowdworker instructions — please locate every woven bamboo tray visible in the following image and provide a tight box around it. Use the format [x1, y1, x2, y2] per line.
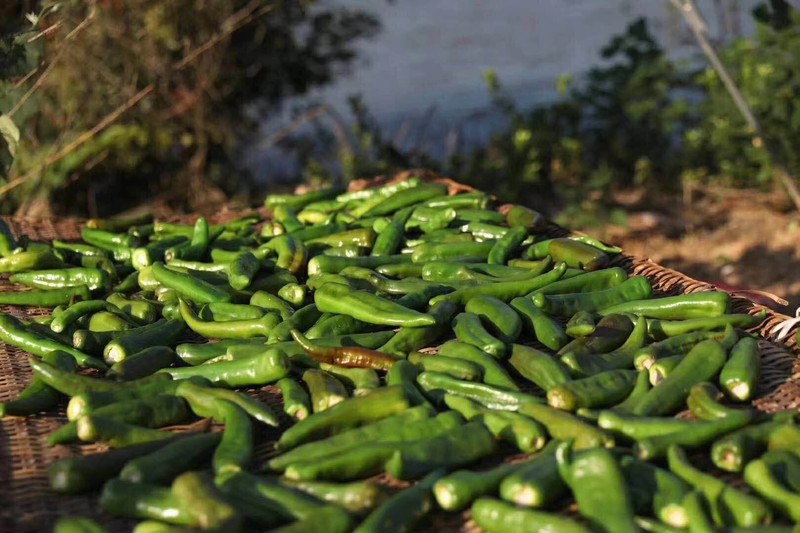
[0, 172, 798, 532]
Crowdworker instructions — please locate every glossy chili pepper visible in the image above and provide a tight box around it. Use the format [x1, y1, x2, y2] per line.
[267, 405, 434, 472]
[1, 350, 76, 417]
[276, 386, 410, 451]
[0, 313, 105, 369]
[429, 261, 564, 306]
[314, 282, 436, 327]
[250, 290, 294, 319]
[634, 412, 757, 461]
[0, 250, 66, 272]
[106, 346, 178, 381]
[106, 292, 158, 323]
[711, 415, 795, 472]
[720, 336, 761, 401]
[743, 451, 800, 522]
[647, 310, 766, 339]
[451, 312, 506, 358]
[304, 369, 349, 413]
[444, 394, 545, 453]
[0, 285, 91, 307]
[265, 185, 345, 211]
[519, 402, 614, 449]
[556, 440, 636, 533]
[359, 183, 447, 217]
[277, 377, 311, 420]
[509, 297, 569, 351]
[370, 206, 414, 256]
[533, 275, 652, 316]
[377, 301, 457, 357]
[385, 359, 431, 408]
[633, 339, 728, 416]
[508, 343, 572, 392]
[291, 329, 397, 371]
[100, 478, 195, 525]
[151, 261, 231, 303]
[547, 369, 637, 411]
[416, 371, 543, 410]
[601, 291, 732, 319]
[50, 300, 130, 333]
[529, 266, 628, 296]
[161, 347, 289, 388]
[88, 310, 134, 333]
[180, 298, 279, 339]
[48, 394, 189, 445]
[103, 318, 186, 364]
[308, 253, 411, 275]
[49, 438, 184, 493]
[667, 445, 771, 527]
[561, 315, 648, 376]
[620, 456, 690, 528]
[410, 241, 495, 263]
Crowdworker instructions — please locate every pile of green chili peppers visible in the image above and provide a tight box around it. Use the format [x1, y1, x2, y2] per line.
[0, 178, 796, 533]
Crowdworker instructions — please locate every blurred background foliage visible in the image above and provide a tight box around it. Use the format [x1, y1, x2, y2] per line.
[2, 0, 800, 225]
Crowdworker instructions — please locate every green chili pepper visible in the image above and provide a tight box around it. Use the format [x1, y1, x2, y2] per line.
[304, 369, 349, 413]
[452, 312, 506, 358]
[719, 336, 760, 401]
[100, 478, 195, 525]
[276, 386, 410, 451]
[47, 394, 188, 445]
[429, 260, 564, 306]
[103, 319, 185, 364]
[0, 313, 105, 369]
[620, 456, 690, 528]
[267, 405, 435, 471]
[106, 292, 158, 323]
[667, 445, 772, 527]
[0, 250, 66, 272]
[353, 468, 445, 532]
[633, 339, 728, 416]
[743, 451, 800, 522]
[314, 282, 435, 327]
[634, 412, 757, 461]
[416, 371, 544, 410]
[600, 291, 732, 319]
[533, 275, 652, 316]
[106, 346, 178, 381]
[510, 297, 569, 351]
[508, 343, 572, 391]
[161, 347, 289, 387]
[410, 241, 495, 263]
[151, 261, 231, 303]
[711, 416, 795, 472]
[49, 438, 184, 493]
[443, 394, 546, 453]
[278, 377, 311, 420]
[377, 302, 457, 357]
[647, 310, 766, 339]
[518, 402, 614, 449]
[556, 440, 637, 533]
[180, 298, 279, 339]
[497, 441, 564, 504]
[1, 350, 76, 417]
[385, 360, 431, 408]
[266, 185, 345, 211]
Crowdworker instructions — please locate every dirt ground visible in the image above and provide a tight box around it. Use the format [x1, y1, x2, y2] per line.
[595, 186, 800, 315]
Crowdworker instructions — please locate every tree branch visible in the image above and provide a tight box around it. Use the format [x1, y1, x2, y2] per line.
[669, 0, 800, 212]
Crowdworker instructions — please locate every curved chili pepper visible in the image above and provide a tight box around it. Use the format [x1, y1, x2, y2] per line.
[291, 329, 397, 371]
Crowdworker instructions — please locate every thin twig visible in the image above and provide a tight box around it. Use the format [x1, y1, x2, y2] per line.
[13, 66, 40, 89]
[0, 85, 154, 197]
[255, 106, 329, 150]
[175, 1, 274, 70]
[8, 9, 95, 117]
[669, 0, 800, 212]
[3, 1, 276, 198]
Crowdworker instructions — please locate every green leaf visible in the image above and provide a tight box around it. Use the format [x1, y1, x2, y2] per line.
[0, 114, 20, 180]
